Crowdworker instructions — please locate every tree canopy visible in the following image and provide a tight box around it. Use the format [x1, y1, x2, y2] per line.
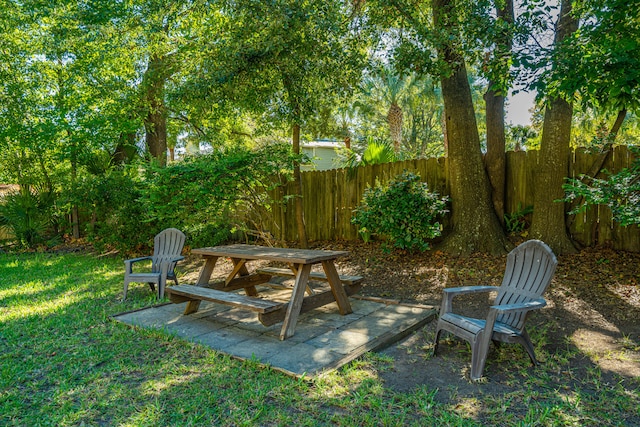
[1, 0, 638, 253]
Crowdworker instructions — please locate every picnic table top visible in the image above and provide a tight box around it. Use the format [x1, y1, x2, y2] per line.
[191, 244, 349, 265]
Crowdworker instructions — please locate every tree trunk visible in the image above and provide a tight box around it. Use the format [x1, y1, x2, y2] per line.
[530, 99, 577, 253]
[610, 108, 627, 137]
[530, 0, 578, 255]
[113, 130, 138, 165]
[143, 54, 168, 166]
[484, 87, 507, 225]
[484, 0, 513, 226]
[282, 71, 309, 248]
[387, 101, 403, 153]
[70, 144, 80, 239]
[292, 123, 309, 248]
[434, 0, 510, 255]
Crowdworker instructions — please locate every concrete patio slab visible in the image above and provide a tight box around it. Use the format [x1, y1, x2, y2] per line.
[113, 286, 436, 378]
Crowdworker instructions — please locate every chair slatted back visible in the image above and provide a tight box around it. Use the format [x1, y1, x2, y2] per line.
[151, 228, 186, 274]
[495, 240, 557, 331]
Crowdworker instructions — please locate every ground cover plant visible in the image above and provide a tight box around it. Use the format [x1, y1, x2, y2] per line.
[1, 244, 638, 426]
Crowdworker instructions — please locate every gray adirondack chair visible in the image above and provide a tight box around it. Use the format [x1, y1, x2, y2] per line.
[123, 228, 186, 300]
[433, 240, 557, 380]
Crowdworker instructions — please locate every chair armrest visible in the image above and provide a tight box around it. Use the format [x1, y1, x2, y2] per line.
[442, 286, 499, 296]
[440, 286, 500, 315]
[124, 256, 153, 265]
[124, 256, 153, 274]
[158, 256, 185, 278]
[490, 298, 547, 314]
[482, 298, 548, 348]
[158, 256, 185, 270]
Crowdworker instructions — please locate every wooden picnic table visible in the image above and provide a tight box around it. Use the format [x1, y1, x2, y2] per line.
[165, 244, 361, 340]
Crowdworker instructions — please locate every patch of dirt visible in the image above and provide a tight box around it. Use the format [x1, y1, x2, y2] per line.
[304, 240, 640, 401]
[177, 239, 639, 411]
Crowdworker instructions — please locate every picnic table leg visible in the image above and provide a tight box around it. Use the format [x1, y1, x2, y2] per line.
[196, 256, 219, 286]
[229, 258, 258, 297]
[322, 260, 353, 315]
[185, 255, 219, 314]
[279, 263, 311, 340]
[286, 263, 314, 295]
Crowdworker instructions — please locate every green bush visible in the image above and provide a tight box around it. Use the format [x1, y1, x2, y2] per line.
[74, 143, 296, 254]
[352, 171, 449, 252]
[504, 203, 533, 234]
[564, 146, 640, 226]
[74, 167, 149, 252]
[139, 143, 295, 249]
[0, 187, 57, 248]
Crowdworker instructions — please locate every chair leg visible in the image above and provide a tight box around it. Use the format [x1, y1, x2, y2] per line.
[123, 279, 130, 301]
[470, 331, 492, 381]
[433, 326, 443, 356]
[158, 276, 166, 300]
[518, 329, 539, 365]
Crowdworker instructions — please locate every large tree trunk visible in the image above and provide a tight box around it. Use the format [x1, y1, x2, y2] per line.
[143, 54, 168, 166]
[484, 0, 513, 226]
[530, 0, 578, 254]
[292, 123, 309, 248]
[434, 0, 509, 255]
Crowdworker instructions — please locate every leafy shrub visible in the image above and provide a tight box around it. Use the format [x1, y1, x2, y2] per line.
[504, 203, 533, 234]
[352, 171, 449, 252]
[139, 143, 295, 249]
[335, 137, 397, 170]
[0, 187, 57, 248]
[563, 146, 640, 226]
[74, 167, 148, 252]
[74, 143, 296, 254]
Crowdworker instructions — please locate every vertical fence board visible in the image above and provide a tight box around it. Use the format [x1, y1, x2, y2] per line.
[346, 168, 359, 239]
[569, 148, 593, 246]
[304, 172, 313, 240]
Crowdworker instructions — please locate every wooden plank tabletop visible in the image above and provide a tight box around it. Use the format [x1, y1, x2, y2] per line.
[191, 244, 348, 264]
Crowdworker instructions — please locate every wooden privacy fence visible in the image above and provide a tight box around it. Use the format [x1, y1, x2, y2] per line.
[266, 146, 639, 252]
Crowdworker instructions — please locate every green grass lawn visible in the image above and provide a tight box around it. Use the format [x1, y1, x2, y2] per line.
[1, 252, 637, 426]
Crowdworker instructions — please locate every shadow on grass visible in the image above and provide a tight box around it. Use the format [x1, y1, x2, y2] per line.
[1, 250, 638, 426]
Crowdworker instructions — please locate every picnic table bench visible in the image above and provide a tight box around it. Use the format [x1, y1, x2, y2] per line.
[167, 284, 282, 313]
[256, 266, 364, 286]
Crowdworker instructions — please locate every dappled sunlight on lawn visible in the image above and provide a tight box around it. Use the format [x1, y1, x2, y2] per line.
[451, 398, 482, 421]
[141, 371, 199, 397]
[0, 286, 91, 322]
[571, 328, 640, 378]
[0, 280, 51, 299]
[313, 356, 382, 399]
[0, 253, 124, 322]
